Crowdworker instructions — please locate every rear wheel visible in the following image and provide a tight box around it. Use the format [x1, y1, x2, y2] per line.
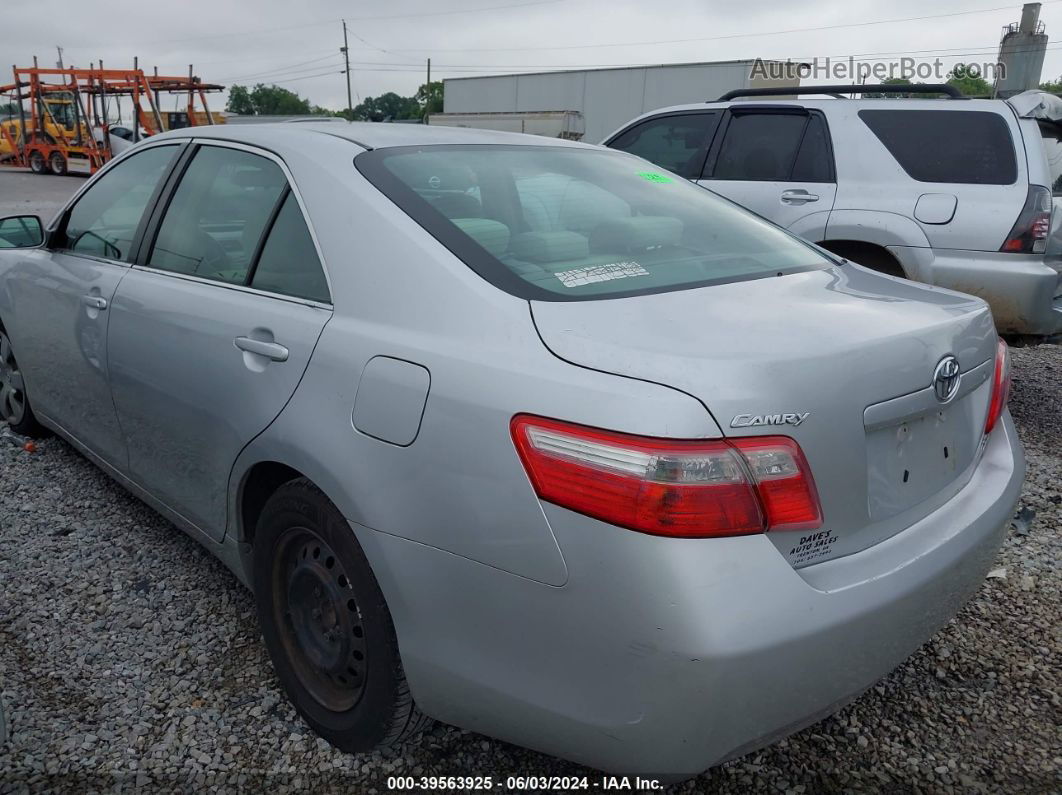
[48, 151, 67, 176]
[253, 478, 430, 751]
[0, 330, 46, 438]
[28, 151, 47, 174]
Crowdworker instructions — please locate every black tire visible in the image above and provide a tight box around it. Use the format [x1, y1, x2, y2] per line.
[28, 151, 47, 175]
[0, 329, 47, 438]
[48, 151, 67, 176]
[253, 478, 430, 751]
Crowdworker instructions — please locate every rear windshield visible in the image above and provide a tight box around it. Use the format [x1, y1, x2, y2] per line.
[859, 109, 1017, 185]
[355, 145, 833, 301]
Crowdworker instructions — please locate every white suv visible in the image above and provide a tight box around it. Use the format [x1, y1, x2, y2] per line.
[604, 84, 1062, 336]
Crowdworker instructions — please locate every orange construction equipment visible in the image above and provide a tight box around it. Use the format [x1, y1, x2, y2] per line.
[0, 63, 224, 176]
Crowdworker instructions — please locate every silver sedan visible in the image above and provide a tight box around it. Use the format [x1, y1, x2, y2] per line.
[0, 123, 1024, 778]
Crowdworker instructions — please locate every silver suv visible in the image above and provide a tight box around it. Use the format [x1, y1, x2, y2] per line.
[604, 84, 1062, 336]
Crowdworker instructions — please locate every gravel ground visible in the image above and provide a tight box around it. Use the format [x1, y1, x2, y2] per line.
[0, 345, 1059, 794]
[0, 170, 84, 221]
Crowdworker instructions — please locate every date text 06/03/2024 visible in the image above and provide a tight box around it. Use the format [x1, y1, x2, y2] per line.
[385, 775, 664, 791]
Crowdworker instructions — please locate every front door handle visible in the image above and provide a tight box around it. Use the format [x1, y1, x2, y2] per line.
[234, 336, 289, 362]
[80, 295, 108, 311]
[780, 189, 820, 205]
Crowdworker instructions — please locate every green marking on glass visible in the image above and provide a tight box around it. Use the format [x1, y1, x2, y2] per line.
[637, 171, 674, 183]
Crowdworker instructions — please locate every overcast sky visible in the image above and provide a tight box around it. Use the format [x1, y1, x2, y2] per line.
[8, 0, 1062, 112]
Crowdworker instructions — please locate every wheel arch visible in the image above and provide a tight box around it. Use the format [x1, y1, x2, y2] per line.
[816, 239, 907, 278]
[237, 460, 308, 548]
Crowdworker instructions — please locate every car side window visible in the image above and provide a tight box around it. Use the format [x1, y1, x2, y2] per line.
[148, 145, 286, 285]
[709, 112, 832, 182]
[61, 144, 178, 261]
[249, 192, 330, 303]
[790, 115, 833, 182]
[859, 109, 1016, 185]
[607, 113, 720, 178]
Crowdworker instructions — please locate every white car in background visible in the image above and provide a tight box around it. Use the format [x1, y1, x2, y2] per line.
[605, 84, 1062, 337]
[90, 124, 145, 156]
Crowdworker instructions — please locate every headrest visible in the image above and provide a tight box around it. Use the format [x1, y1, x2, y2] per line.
[232, 168, 278, 188]
[590, 216, 683, 252]
[452, 218, 510, 257]
[510, 231, 589, 263]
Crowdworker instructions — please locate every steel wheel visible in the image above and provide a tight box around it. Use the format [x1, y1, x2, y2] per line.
[0, 331, 26, 427]
[28, 151, 46, 174]
[272, 526, 368, 712]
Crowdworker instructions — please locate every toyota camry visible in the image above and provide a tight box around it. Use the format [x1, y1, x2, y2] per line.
[0, 122, 1023, 778]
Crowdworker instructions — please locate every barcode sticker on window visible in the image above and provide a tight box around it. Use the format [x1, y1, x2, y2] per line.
[554, 262, 650, 287]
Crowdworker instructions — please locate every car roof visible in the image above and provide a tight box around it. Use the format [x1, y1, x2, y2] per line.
[602, 97, 1018, 142]
[150, 121, 598, 151]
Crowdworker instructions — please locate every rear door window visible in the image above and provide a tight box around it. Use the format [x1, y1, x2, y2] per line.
[606, 113, 720, 178]
[708, 111, 833, 182]
[859, 109, 1017, 185]
[147, 145, 286, 284]
[249, 192, 331, 303]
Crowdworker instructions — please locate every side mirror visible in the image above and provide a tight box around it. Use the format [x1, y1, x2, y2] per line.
[0, 215, 44, 249]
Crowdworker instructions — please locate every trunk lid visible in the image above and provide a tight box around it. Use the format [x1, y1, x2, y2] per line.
[531, 265, 998, 566]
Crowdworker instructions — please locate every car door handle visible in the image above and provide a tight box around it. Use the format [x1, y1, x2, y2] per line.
[80, 295, 108, 311]
[780, 189, 819, 204]
[234, 336, 289, 362]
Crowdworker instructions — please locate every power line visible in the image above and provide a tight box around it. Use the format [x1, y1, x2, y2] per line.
[256, 69, 348, 86]
[300, 42, 1062, 75]
[215, 53, 344, 83]
[128, 0, 564, 46]
[379, 1, 1062, 53]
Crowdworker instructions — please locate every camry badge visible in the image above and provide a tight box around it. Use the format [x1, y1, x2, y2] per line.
[933, 355, 961, 403]
[730, 412, 810, 428]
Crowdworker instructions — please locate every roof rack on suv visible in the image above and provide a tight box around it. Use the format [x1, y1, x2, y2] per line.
[715, 84, 965, 101]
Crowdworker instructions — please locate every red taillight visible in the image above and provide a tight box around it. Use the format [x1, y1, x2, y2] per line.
[510, 415, 822, 538]
[984, 338, 1012, 435]
[729, 435, 823, 531]
[1001, 186, 1051, 253]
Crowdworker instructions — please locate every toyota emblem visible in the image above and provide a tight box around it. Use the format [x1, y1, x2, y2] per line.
[933, 355, 961, 403]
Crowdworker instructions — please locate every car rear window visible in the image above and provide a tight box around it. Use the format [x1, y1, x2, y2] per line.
[355, 145, 832, 301]
[859, 109, 1017, 185]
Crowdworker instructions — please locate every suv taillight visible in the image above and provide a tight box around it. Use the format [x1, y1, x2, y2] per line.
[985, 338, 1012, 435]
[1001, 186, 1051, 253]
[510, 415, 822, 538]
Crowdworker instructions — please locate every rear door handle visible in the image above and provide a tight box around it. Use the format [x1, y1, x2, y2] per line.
[80, 295, 108, 311]
[234, 336, 289, 362]
[780, 189, 820, 204]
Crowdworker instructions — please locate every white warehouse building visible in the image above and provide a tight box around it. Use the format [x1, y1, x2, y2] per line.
[440, 60, 799, 143]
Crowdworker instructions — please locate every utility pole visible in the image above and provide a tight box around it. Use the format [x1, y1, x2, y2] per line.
[425, 58, 432, 122]
[341, 20, 352, 118]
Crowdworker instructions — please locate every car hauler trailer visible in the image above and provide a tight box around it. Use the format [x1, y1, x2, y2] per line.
[0, 63, 223, 176]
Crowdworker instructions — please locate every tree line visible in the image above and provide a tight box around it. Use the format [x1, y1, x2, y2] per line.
[224, 81, 443, 121]
[865, 64, 1062, 97]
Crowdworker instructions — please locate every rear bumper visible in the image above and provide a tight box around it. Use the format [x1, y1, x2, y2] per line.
[355, 414, 1024, 777]
[889, 246, 1062, 335]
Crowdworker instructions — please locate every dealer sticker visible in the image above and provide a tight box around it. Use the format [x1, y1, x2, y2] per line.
[788, 528, 837, 566]
[554, 261, 650, 287]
